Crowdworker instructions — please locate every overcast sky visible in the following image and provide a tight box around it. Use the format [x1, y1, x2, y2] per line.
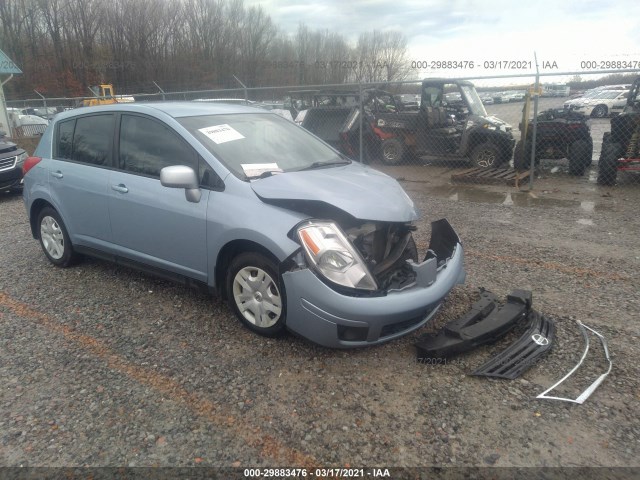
[250, 0, 640, 85]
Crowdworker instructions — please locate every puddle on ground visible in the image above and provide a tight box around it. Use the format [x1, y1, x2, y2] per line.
[422, 185, 611, 212]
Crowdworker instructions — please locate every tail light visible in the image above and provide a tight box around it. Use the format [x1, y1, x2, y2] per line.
[22, 156, 42, 176]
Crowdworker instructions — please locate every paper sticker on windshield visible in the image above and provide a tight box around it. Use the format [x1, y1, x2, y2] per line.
[241, 163, 283, 178]
[198, 124, 245, 144]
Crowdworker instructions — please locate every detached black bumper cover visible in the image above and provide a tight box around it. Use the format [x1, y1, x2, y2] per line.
[415, 289, 531, 360]
[471, 310, 555, 379]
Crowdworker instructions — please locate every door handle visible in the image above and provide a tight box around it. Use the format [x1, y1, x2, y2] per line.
[111, 184, 129, 194]
[51, 171, 63, 179]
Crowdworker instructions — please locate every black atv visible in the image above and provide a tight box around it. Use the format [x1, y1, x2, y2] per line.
[597, 77, 640, 186]
[513, 108, 593, 176]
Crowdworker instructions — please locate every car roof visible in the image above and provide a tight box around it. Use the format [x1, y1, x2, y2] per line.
[52, 101, 267, 122]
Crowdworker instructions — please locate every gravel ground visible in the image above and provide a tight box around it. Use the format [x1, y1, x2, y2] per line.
[0, 161, 639, 474]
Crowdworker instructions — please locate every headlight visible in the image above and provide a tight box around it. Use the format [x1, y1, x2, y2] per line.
[297, 221, 377, 291]
[482, 124, 497, 130]
[16, 152, 27, 165]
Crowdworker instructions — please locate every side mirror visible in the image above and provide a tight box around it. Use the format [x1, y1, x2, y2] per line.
[160, 165, 201, 203]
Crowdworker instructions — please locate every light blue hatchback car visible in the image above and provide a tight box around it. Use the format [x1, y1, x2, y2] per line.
[23, 102, 465, 348]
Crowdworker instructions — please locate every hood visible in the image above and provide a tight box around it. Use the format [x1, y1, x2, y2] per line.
[250, 162, 419, 222]
[0, 137, 18, 155]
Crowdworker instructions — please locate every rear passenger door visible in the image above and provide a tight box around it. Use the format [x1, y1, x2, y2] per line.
[49, 114, 115, 248]
[108, 113, 210, 282]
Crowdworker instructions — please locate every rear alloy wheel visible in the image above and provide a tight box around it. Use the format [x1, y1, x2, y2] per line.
[597, 142, 622, 186]
[37, 207, 79, 267]
[591, 105, 608, 118]
[568, 139, 593, 176]
[380, 137, 405, 165]
[470, 142, 501, 168]
[226, 252, 286, 337]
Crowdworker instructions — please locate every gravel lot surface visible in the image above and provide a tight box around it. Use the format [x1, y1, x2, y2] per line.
[1, 152, 639, 475]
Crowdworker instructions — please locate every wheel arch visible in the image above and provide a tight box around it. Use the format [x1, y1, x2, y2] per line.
[215, 239, 284, 300]
[29, 199, 57, 239]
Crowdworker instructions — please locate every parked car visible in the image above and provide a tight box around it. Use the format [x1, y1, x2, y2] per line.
[0, 131, 27, 192]
[479, 94, 494, 105]
[506, 91, 525, 102]
[570, 90, 629, 118]
[20, 107, 58, 120]
[22, 103, 466, 348]
[564, 85, 632, 110]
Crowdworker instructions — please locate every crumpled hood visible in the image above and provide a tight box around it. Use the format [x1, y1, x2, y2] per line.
[250, 162, 419, 222]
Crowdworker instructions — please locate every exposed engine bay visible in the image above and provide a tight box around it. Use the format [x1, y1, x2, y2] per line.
[345, 222, 419, 292]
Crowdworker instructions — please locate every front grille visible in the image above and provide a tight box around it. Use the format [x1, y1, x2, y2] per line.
[0, 156, 17, 172]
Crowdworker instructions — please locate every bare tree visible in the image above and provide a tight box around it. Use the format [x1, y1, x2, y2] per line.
[353, 30, 409, 83]
[1, 0, 412, 98]
[237, 5, 276, 86]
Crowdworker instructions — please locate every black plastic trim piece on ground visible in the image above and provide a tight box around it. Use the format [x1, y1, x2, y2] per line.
[471, 310, 555, 379]
[415, 289, 531, 361]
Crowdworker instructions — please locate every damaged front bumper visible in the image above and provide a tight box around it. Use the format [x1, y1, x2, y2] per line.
[282, 219, 466, 348]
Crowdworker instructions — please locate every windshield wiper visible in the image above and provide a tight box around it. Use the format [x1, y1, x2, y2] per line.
[298, 159, 351, 171]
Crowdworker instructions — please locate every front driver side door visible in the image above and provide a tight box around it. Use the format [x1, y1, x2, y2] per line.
[108, 113, 209, 282]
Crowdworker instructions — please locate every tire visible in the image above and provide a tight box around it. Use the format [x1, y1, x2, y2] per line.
[591, 105, 608, 118]
[470, 142, 501, 169]
[568, 139, 593, 176]
[226, 252, 286, 337]
[380, 137, 405, 165]
[37, 207, 79, 267]
[597, 141, 622, 186]
[513, 140, 529, 170]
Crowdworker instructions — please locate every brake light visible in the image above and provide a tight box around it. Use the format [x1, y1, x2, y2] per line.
[22, 156, 42, 176]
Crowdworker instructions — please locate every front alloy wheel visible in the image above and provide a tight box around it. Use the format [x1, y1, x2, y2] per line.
[227, 252, 286, 336]
[591, 105, 608, 118]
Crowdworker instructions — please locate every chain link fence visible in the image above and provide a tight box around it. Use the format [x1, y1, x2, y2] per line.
[6, 70, 640, 187]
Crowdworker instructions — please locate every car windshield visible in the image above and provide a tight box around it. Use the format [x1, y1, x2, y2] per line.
[460, 85, 488, 116]
[178, 113, 346, 179]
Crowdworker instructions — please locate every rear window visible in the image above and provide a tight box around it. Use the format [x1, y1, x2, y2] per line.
[55, 114, 114, 166]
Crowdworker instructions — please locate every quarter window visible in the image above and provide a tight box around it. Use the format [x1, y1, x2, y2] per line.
[56, 119, 75, 160]
[119, 115, 196, 177]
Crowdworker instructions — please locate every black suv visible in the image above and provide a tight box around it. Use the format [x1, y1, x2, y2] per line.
[0, 131, 27, 192]
[597, 77, 640, 185]
[513, 108, 593, 176]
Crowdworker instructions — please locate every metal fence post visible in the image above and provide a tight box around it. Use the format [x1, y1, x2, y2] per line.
[153, 81, 166, 101]
[529, 54, 540, 190]
[34, 90, 47, 114]
[359, 83, 364, 164]
[233, 75, 249, 105]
